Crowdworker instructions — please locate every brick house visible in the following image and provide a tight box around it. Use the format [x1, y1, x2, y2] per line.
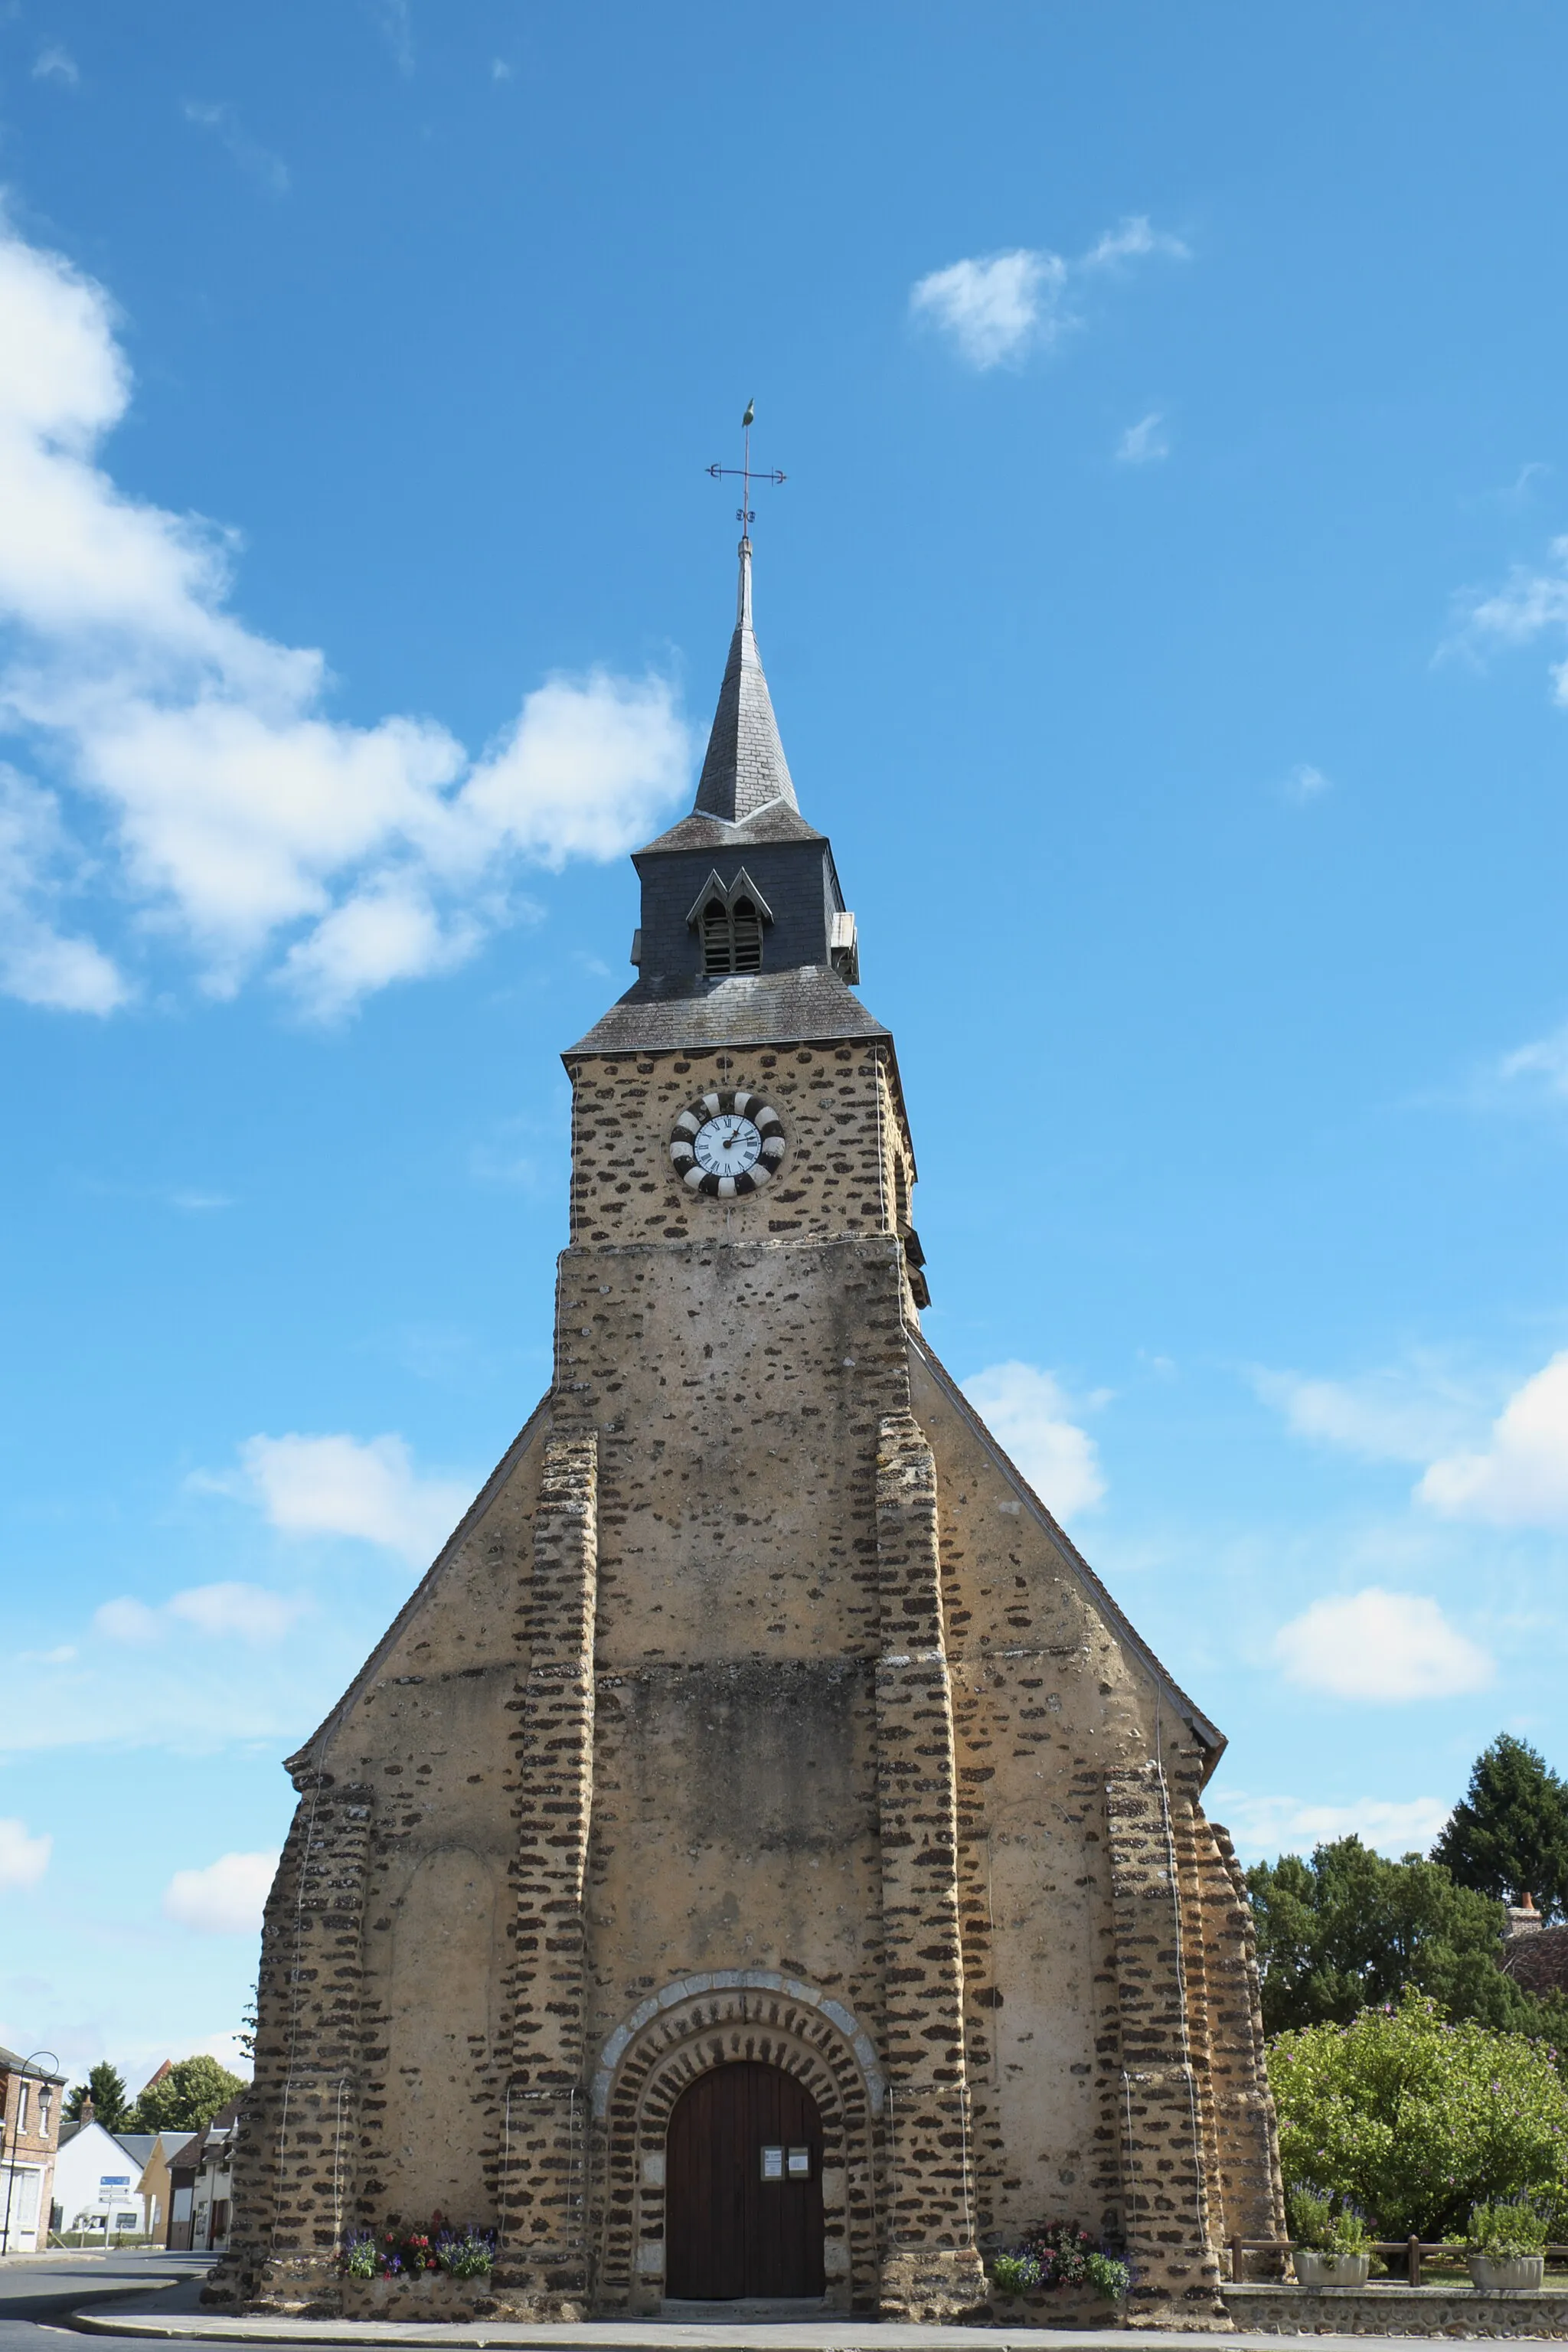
[0, 2046, 66, 2252]
[214, 535, 1285, 2324]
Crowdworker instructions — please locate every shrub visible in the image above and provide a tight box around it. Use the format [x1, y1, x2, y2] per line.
[1286, 2184, 1369, 2254]
[1269, 1988, 1568, 2239]
[1463, 2198, 1549, 2259]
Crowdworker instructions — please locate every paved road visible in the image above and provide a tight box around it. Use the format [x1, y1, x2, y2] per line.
[0, 2254, 207, 2352]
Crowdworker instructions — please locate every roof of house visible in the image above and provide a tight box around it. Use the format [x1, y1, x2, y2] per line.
[1500, 1920, 1568, 1995]
[172, 2095, 245, 2176]
[0, 2044, 67, 2082]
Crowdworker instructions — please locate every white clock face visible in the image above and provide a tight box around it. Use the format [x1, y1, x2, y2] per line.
[669, 1089, 786, 1198]
[694, 1113, 762, 1178]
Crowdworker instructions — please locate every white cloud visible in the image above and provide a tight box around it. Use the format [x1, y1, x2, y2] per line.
[911, 215, 1187, 372]
[491, 57, 513, 82]
[1419, 1351, 1568, 1524]
[1215, 1790, 1451, 1862]
[0, 767, 129, 1011]
[93, 1580, 310, 1645]
[162, 1851, 276, 1936]
[0, 216, 691, 1018]
[1272, 1586, 1494, 1700]
[1282, 761, 1331, 804]
[1498, 1024, 1568, 1100]
[0, 1818, 51, 1890]
[231, 1431, 472, 1565]
[961, 1361, 1106, 1518]
[1116, 411, 1169, 466]
[910, 250, 1069, 370]
[182, 102, 290, 198]
[1455, 534, 1568, 704]
[1082, 215, 1191, 270]
[1255, 1357, 1483, 1464]
[33, 47, 80, 86]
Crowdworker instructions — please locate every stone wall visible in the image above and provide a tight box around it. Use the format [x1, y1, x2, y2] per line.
[1224, 2283, 1568, 2336]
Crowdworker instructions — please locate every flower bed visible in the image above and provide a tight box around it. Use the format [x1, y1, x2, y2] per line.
[987, 2220, 1132, 2309]
[339, 2216, 496, 2285]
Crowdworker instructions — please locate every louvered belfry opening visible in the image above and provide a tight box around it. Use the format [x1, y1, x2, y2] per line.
[730, 897, 763, 973]
[701, 898, 732, 975]
[700, 893, 765, 975]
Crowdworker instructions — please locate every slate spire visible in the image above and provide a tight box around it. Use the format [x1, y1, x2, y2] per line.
[691, 537, 799, 823]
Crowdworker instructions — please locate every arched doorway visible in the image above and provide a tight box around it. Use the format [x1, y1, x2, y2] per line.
[665, 2062, 825, 2301]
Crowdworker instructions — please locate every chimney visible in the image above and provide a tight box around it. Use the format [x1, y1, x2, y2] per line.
[80, 2096, 94, 2123]
[1505, 1890, 1544, 1939]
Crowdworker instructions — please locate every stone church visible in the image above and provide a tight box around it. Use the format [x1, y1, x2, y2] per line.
[217, 537, 1283, 2324]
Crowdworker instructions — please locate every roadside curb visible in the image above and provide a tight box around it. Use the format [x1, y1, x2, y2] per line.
[60, 2319, 1450, 2352]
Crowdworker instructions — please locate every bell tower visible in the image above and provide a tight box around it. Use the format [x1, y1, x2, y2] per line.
[218, 529, 1283, 2328]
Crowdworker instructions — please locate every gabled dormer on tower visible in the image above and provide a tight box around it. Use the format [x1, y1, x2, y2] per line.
[570, 537, 868, 1057]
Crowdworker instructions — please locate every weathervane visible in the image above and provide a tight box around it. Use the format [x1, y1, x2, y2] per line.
[707, 399, 786, 535]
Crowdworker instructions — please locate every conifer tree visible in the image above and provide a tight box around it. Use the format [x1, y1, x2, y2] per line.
[64, 2063, 131, 2132]
[1432, 1733, 1568, 1922]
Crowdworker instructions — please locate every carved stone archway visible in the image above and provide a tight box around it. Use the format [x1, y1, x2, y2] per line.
[592, 1978, 884, 2314]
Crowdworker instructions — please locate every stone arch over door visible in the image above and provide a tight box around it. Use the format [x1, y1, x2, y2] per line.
[593, 1982, 882, 2314]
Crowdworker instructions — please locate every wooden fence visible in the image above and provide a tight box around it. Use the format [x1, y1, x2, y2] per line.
[1228, 2237, 1568, 2286]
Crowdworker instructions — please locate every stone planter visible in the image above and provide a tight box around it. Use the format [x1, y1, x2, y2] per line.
[1292, 2249, 1371, 2288]
[985, 2285, 1121, 2327]
[340, 2272, 496, 2321]
[1469, 2253, 1546, 2293]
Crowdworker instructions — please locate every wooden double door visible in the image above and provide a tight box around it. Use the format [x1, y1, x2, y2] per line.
[664, 2062, 825, 2301]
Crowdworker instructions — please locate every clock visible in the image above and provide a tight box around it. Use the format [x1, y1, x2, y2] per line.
[669, 1089, 786, 1198]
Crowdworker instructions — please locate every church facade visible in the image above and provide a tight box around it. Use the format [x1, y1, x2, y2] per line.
[216, 541, 1283, 2324]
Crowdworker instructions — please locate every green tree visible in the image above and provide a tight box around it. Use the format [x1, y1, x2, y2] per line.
[129, 2055, 245, 2135]
[1433, 1734, 1568, 1922]
[64, 2063, 131, 2132]
[1246, 1835, 1568, 2036]
[1269, 1989, 1568, 2239]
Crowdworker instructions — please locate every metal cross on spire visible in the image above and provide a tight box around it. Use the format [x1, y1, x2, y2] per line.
[707, 399, 786, 538]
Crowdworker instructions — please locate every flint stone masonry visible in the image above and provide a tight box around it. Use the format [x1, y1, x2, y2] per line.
[215, 553, 1282, 2327]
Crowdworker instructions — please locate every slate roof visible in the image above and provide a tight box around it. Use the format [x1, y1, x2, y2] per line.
[566, 966, 889, 1059]
[638, 799, 825, 857]
[1500, 1921, 1568, 1995]
[0, 2045, 66, 2080]
[689, 539, 799, 825]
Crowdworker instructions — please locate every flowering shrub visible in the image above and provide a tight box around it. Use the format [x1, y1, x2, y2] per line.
[988, 2221, 1131, 2303]
[1269, 1988, 1568, 2239]
[338, 2216, 496, 2280]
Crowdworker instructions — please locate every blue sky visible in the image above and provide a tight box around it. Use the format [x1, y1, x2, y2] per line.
[5, 1, 1568, 2089]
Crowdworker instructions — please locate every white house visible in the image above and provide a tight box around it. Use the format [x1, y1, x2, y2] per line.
[52, 2119, 149, 2239]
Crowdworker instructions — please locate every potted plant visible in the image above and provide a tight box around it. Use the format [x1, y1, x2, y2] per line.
[1465, 2200, 1547, 2293]
[1288, 2186, 1371, 2288]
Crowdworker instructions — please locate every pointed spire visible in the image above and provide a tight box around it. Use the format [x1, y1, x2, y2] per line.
[691, 537, 799, 823]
